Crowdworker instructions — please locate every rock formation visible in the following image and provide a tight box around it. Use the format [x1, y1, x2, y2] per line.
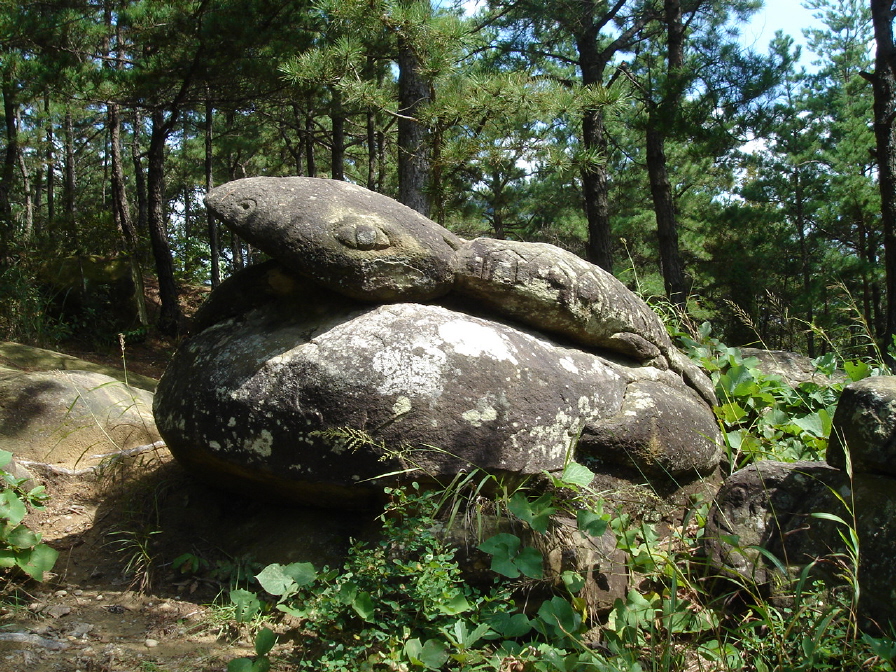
[154, 177, 723, 511]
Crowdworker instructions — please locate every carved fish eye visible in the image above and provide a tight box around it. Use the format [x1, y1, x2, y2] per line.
[237, 198, 256, 215]
[334, 221, 391, 251]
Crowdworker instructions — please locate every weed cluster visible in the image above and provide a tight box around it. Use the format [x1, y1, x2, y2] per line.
[679, 322, 875, 471]
[0, 450, 58, 582]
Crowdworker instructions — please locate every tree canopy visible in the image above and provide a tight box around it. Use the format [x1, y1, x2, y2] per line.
[0, 0, 890, 360]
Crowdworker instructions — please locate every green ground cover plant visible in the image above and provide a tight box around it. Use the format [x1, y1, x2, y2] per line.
[0, 450, 58, 582]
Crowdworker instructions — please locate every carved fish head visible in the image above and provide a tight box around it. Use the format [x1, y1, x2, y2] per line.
[205, 177, 462, 302]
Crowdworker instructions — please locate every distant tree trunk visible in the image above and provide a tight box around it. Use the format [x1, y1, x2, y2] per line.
[205, 96, 220, 288]
[147, 110, 182, 337]
[576, 33, 613, 271]
[63, 109, 78, 249]
[0, 78, 17, 257]
[870, 0, 896, 364]
[330, 89, 345, 181]
[132, 110, 148, 232]
[647, 0, 688, 308]
[397, 13, 431, 216]
[305, 112, 316, 178]
[15, 106, 32, 239]
[45, 95, 55, 229]
[109, 102, 137, 254]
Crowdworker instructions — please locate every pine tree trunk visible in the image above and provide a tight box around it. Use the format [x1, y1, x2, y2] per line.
[109, 102, 137, 254]
[397, 11, 431, 216]
[646, 124, 686, 306]
[870, 0, 896, 363]
[576, 33, 613, 271]
[45, 94, 55, 229]
[330, 89, 345, 181]
[648, 0, 687, 308]
[147, 111, 182, 337]
[132, 110, 148, 231]
[205, 97, 220, 288]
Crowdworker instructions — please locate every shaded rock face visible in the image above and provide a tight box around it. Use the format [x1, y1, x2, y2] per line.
[155, 261, 721, 509]
[706, 376, 896, 630]
[827, 376, 896, 476]
[0, 367, 159, 470]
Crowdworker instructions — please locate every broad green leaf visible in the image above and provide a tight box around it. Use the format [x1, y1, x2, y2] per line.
[227, 659, 254, 672]
[352, 591, 375, 621]
[559, 462, 594, 488]
[535, 596, 582, 640]
[18, 543, 58, 581]
[230, 589, 262, 623]
[6, 525, 39, 549]
[717, 402, 747, 424]
[281, 562, 317, 587]
[508, 492, 555, 534]
[0, 490, 26, 527]
[478, 533, 521, 578]
[254, 627, 276, 656]
[515, 546, 544, 579]
[418, 639, 449, 669]
[437, 593, 470, 615]
[488, 612, 532, 638]
[576, 509, 608, 537]
[561, 570, 585, 594]
[0, 450, 11, 470]
[256, 562, 314, 597]
[792, 413, 825, 438]
[252, 657, 271, 672]
[845, 360, 872, 382]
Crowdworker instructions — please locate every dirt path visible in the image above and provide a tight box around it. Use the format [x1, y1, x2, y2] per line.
[0, 449, 354, 672]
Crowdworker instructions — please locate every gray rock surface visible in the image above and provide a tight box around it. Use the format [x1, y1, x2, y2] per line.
[827, 376, 896, 477]
[154, 262, 721, 509]
[0, 367, 160, 469]
[739, 348, 844, 388]
[204, 177, 714, 405]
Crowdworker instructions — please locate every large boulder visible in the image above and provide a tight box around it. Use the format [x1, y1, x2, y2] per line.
[706, 376, 896, 630]
[154, 261, 721, 510]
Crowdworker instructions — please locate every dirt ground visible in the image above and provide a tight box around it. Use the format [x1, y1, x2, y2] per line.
[2, 442, 370, 672]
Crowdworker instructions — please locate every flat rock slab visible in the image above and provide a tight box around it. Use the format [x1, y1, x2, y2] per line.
[0, 368, 160, 469]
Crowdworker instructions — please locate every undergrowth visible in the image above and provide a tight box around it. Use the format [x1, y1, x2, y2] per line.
[224, 326, 896, 671]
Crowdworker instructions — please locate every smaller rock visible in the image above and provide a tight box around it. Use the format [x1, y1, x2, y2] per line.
[45, 605, 72, 619]
[144, 639, 159, 648]
[827, 376, 896, 477]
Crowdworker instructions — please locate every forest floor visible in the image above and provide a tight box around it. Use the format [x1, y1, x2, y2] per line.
[0, 283, 331, 671]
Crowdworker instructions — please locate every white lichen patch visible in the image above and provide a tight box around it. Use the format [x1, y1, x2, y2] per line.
[245, 429, 274, 457]
[227, 417, 237, 427]
[372, 344, 447, 397]
[392, 396, 412, 416]
[208, 440, 221, 451]
[623, 388, 657, 416]
[559, 356, 579, 374]
[438, 320, 518, 364]
[462, 405, 498, 427]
